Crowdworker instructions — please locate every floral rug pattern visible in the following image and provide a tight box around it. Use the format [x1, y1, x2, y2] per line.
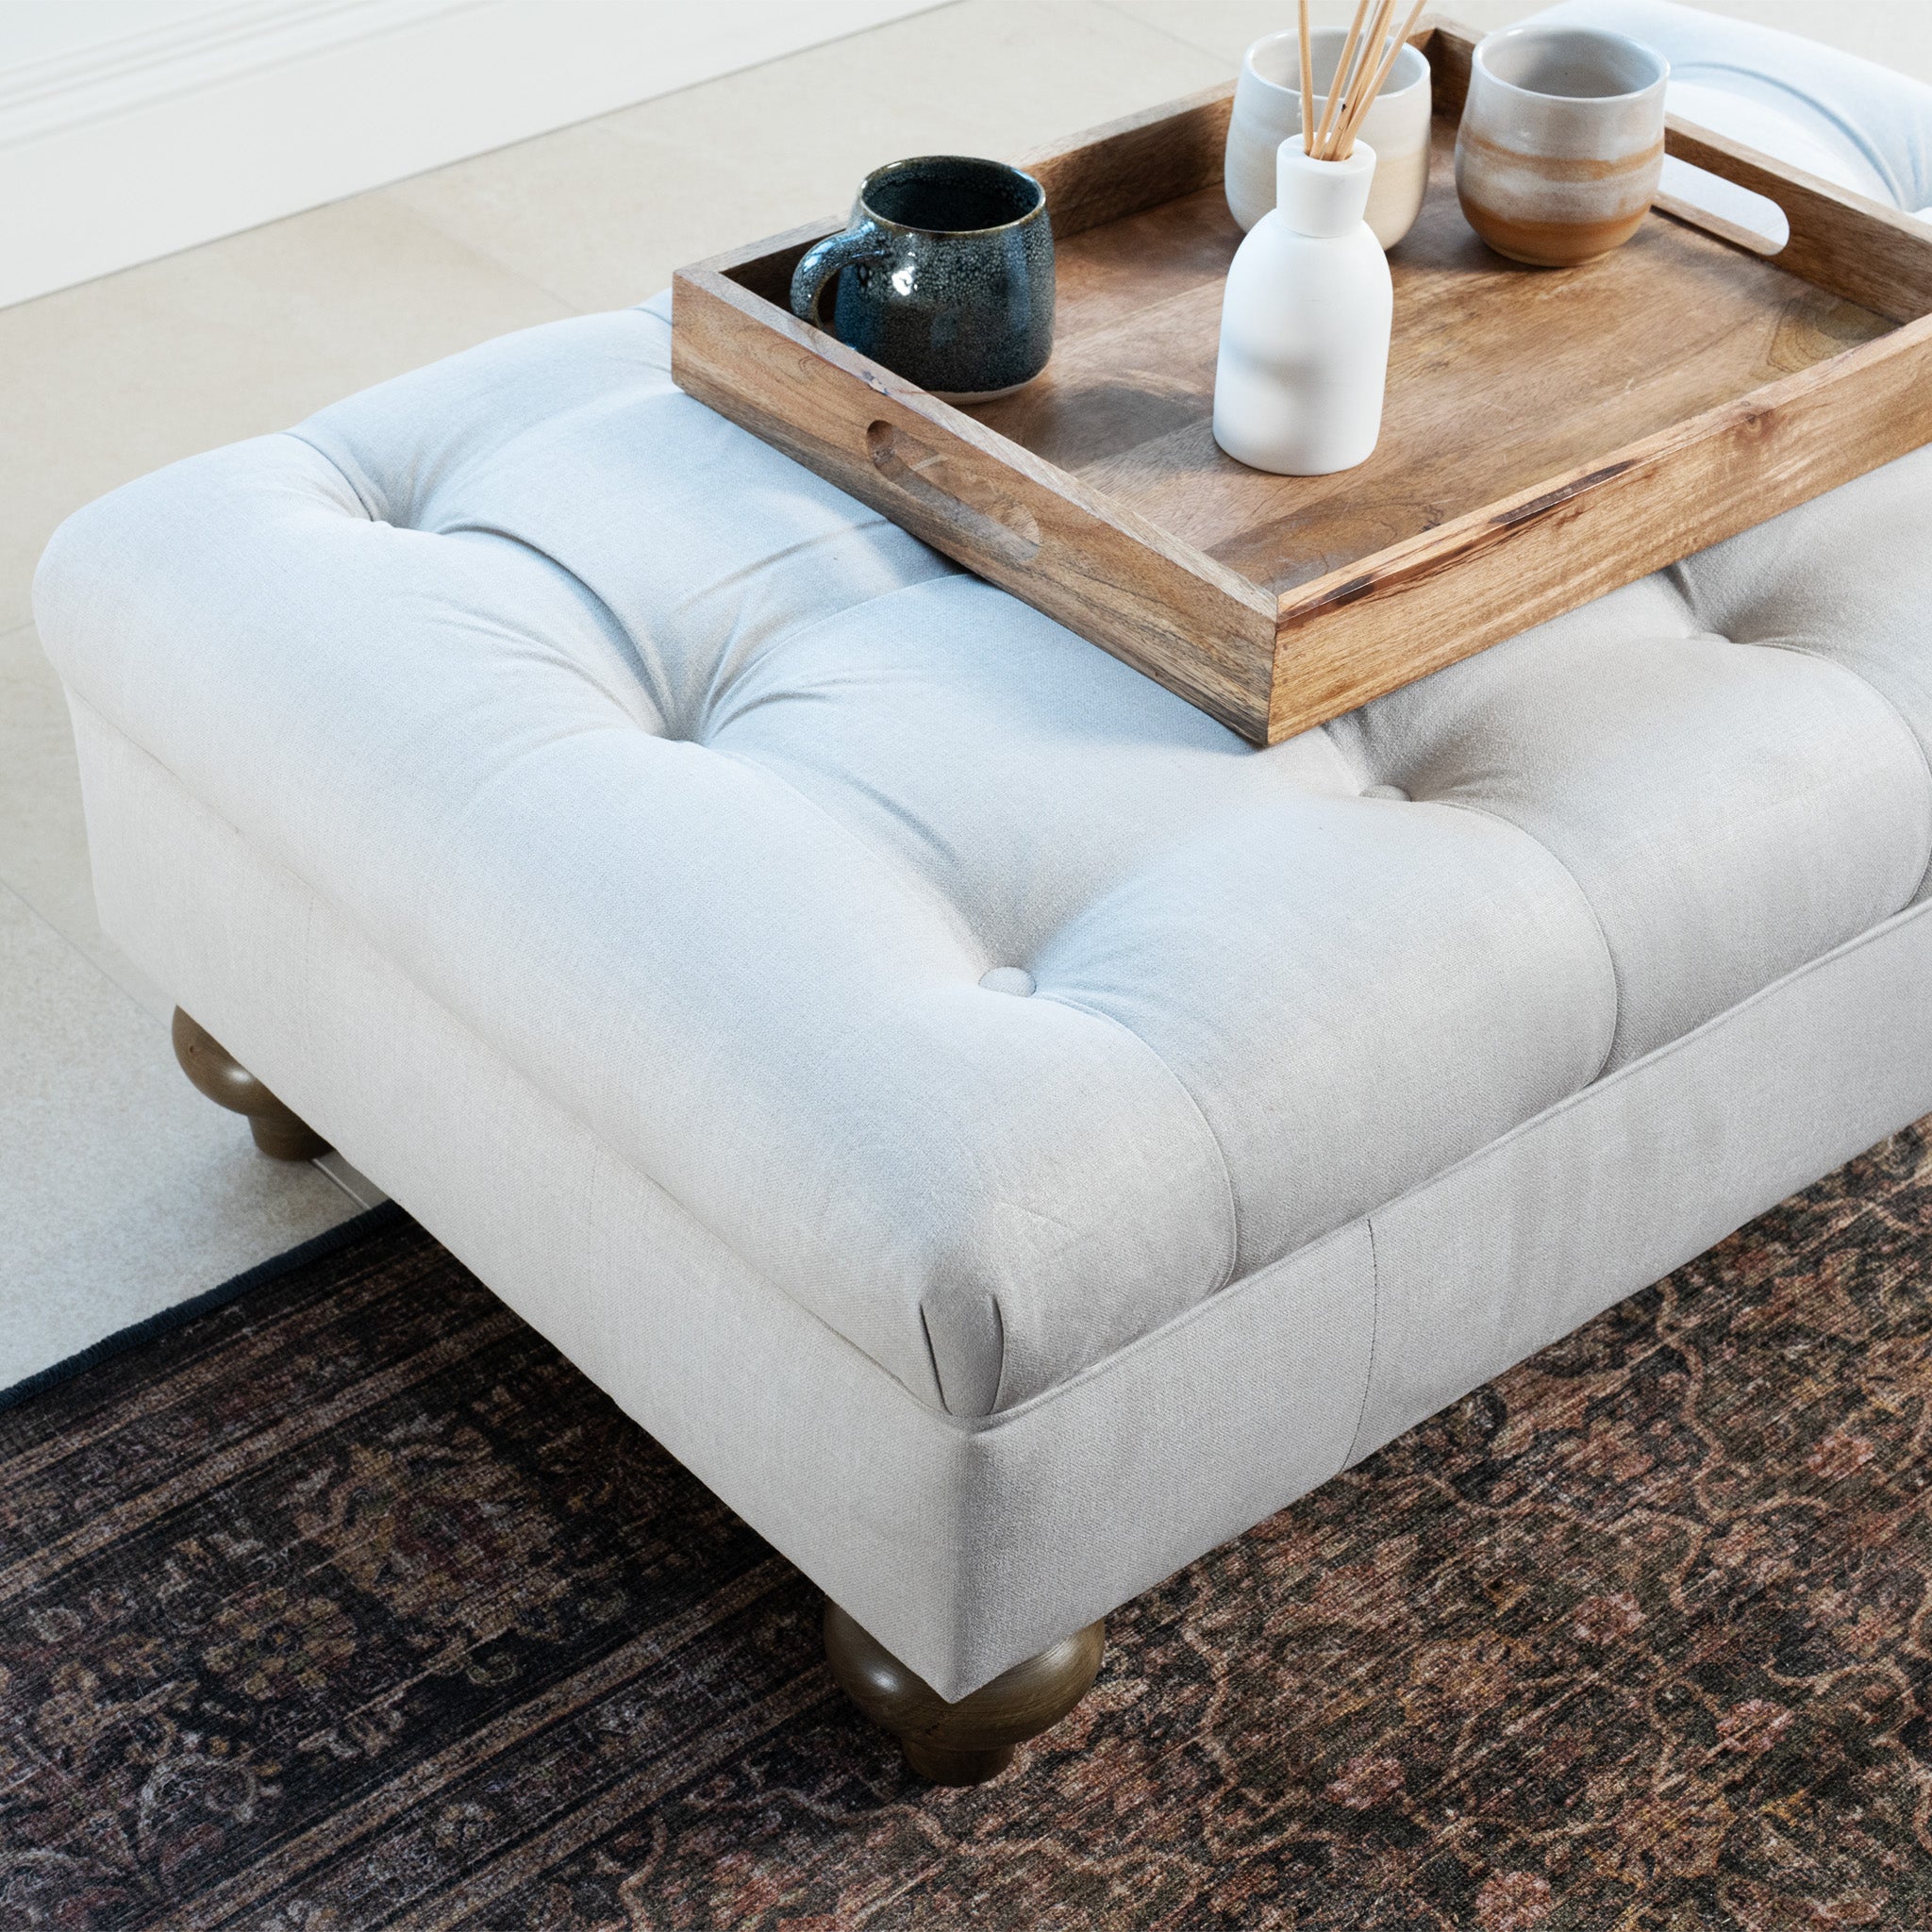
[6, 1125, 1932, 1929]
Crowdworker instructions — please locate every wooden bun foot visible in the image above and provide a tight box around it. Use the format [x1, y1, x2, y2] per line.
[172, 1008, 330, 1162]
[899, 1737, 1018, 1785]
[824, 1600, 1105, 1786]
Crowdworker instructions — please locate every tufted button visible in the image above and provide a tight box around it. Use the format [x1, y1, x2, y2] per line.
[979, 967, 1037, 996]
[1362, 784, 1409, 801]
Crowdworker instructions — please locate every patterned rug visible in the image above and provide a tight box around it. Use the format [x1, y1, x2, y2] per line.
[7, 1129, 1932, 1932]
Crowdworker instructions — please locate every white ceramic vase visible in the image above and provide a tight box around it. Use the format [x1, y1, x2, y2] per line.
[1213, 140, 1392, 476]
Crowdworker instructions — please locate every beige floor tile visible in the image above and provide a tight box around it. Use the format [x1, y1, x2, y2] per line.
[0, 883, 354, 1393]
[1104, 0, 1539, 65]
[0, 193, 573, 637]
[383, 0, 1230, 312]
[377, 118, 666, 315]
[0, 621, 88, 957]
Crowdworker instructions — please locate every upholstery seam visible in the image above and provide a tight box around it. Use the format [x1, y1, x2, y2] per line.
[66, 693, 953, 1418]
[1428, 794, 1624, 1087]
[704, 744, 991, 968]
[289, 430, 670, 727]
[696, 741, 1240, 1309]
[1343, 1214, 1382, 1470]
[264, 426, 1241, 1342]
[916, 1307, 951, 1416]
[677, 534, 951, 713]
[1333, 887, 1932, 1261]
[285, 429, 912, 735]
[1732, 634, 1932, 902]
[83, 694, 1215, 1419]
[441, 520, 666, 722]
[85, 691, 1932, 1439]
[283, 427, 1011, 961]
[963, 887, 1932, 1437]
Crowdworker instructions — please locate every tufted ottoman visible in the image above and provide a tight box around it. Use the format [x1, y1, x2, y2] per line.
[35, 292, 1932, 1783]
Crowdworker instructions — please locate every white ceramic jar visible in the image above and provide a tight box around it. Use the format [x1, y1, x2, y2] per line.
[1213, 140, 1392, 476]
[1224, 26, 1433, 248]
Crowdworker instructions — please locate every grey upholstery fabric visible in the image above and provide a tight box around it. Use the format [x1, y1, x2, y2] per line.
[1324, 583, 1932, 1072]
[38, 301, 1932, 1430]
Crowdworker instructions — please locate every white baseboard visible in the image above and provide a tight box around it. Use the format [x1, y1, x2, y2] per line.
[0, 0, 942, 308]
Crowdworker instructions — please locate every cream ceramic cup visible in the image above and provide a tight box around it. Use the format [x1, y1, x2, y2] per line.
[1224, 25, 1432, 249]
[1454, 25, 1668, 268]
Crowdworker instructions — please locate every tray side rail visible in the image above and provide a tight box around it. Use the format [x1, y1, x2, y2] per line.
[1268, 313, 1932, 741]
[1012, 80, 1234, 239]
[673, 261, 1279, 740]
[1657, 121, 1932, 325]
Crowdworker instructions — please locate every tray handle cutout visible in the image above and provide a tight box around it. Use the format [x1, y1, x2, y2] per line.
[1654, 114, 1932, 325]
[1656, 154, 1789, 257]
[866, 421, 1042, 567]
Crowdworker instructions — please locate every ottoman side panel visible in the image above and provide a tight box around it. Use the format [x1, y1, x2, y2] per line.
[949, 1223, 1377, 1690]
[1357, 895, 1932, 1458]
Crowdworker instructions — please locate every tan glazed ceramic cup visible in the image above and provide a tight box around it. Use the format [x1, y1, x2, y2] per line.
[1454, 25, 1668, 268]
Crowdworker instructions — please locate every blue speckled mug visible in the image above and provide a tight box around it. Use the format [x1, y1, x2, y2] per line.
[790, 155, 1055, 403]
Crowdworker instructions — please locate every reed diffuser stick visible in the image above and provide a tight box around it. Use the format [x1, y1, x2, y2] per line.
[1334, 0, 1429, 157]
[1332, 0, 1397, 156]
[1297, 0, 1316, 160]
[1312, 0, 1372, 158]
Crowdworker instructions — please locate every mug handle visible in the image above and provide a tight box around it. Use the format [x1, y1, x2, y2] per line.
[790, 225, 892, 330]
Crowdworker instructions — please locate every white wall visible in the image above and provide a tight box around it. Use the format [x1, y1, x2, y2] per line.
[0, 0, 941, 308]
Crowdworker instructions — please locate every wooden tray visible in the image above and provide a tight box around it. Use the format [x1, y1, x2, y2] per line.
[672, 17, 1932, 743]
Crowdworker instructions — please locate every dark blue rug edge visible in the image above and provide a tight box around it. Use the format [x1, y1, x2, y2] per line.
[0, 1199, 408, 1415]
